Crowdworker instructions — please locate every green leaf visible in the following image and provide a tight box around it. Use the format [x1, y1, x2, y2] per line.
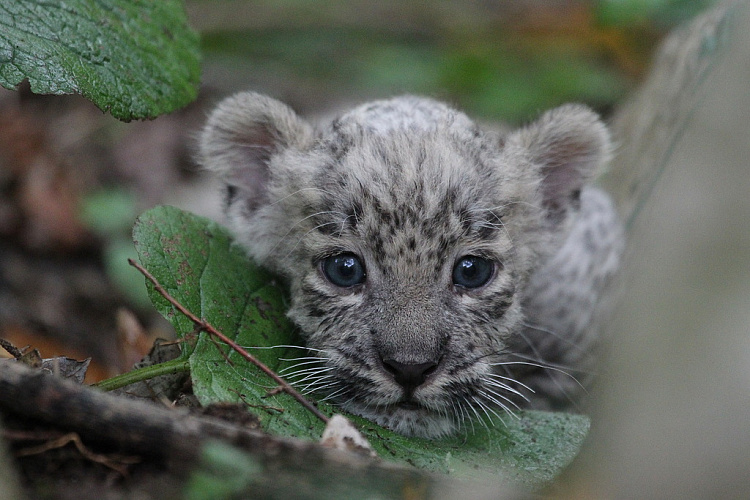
[0, 0, 200, 120]
[132, 206, 283, 360]
[133, 205, 589, 489]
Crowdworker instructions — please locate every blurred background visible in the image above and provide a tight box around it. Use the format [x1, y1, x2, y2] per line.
[0, 0, 715, 381]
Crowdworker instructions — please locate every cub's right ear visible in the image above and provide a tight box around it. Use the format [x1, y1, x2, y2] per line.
[199, 92, 313, 210]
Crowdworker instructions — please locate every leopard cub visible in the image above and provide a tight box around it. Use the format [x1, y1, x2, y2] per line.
[199, 93, 623, 438]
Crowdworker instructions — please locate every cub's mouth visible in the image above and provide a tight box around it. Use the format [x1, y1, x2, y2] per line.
[342, 397, 458, 439]
[396, 400, 422, 411]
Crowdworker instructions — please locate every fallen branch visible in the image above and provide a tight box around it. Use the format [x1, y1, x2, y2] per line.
[127, 258, 329, 424]
[0, 359, 256, 457]
[0, 360, 453, 499]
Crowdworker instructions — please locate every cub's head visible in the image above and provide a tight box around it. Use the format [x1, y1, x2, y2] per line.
[199, 92, 609, 437]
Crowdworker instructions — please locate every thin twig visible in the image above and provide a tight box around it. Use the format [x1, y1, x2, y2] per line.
[0, 338, 23, 358]
[128, 258, 329, 424]
[14, 431, 140, 475]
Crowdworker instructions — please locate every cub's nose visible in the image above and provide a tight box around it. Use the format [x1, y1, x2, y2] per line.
[382, 359, 438, 393]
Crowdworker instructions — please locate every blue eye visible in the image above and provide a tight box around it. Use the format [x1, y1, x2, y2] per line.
[321, 253, 366, 288]
[452, 256, 494, 289]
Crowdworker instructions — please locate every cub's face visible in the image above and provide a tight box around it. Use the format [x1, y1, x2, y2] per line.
[200, 93, 609, 437]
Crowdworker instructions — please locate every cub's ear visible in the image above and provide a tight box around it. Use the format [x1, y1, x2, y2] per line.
[199, 92, 313, 210]
[510, 104, 610, 219]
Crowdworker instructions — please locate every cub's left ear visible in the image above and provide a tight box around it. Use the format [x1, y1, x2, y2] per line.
[511, 104, 611, 219]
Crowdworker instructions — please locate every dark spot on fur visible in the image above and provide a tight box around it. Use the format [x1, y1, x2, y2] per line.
[314, 216, 338, 236]
[421, 219, 435, 240]
[414, 189, 424, 210]
[488, 292, 514, 318]
[335, 353, 373, 372]
[476, 227, 494, 240]
[476, 218, 500, 240]
[458, 208, 473, 232]
[466, 208, 505, 242]
[343, 201, 362, 230]
[306, 305, 328, 318]
[446, 361, 476, 376]
[372, 234, 385, 263]
[434, 234, 457, 258]
[380, 210, 392, 225]
[391, 210, 401, 230]
[225, 184, 237, 207]
[322, 134, 353, 163]
[446, 187, 458, 207]
[300, 282, 337, 301]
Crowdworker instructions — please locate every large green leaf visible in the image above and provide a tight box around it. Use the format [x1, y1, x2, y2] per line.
[133, 206, 589, 489]
[0, 0, 200, 120]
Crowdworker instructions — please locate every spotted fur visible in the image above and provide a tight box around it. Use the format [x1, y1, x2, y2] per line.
[199, 93, 624, 438]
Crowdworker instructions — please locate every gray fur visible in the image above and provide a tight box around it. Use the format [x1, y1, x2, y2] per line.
[199, 92, 623, 438]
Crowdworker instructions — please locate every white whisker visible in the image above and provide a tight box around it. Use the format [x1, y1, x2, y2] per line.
[318, 386, 348, 402]
[282, 367, 335, 381]
[507, 352, 595, 376]
[471, 396, 500, 429]
[278, 360, 328, 374]
[289, 371, 335, 386]
[484, 373, 535, 396]
[302, 381, 338, 395]
[490, 360, 586, 394]
[298, 376, 336, 392]
[511, 328, 588, 407]
[482, 379, 530, 404]
[238, 344, 324, 352]
[478, 386, 522, 414]
[462, 403, 477, 434]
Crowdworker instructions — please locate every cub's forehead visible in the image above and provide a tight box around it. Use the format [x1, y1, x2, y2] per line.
[281, 95, 520, 260]
[294, 97, 512, 235]
[297, 129, 510, 261]
[308, 95, 501, 193]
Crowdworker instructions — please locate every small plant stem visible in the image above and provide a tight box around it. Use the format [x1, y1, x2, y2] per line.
[94, 358, 191, 391]
[128, 258, 330, 424]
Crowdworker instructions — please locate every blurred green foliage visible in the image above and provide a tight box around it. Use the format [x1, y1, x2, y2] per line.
[80, 188, 150, 308]
[194, 0, 716, 123]
[597, 0, 715, 27]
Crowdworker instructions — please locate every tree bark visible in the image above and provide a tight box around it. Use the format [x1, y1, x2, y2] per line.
[0, 360, 508, 499]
